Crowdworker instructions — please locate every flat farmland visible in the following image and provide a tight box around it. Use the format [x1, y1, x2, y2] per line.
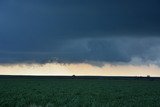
[0, 76, 160, 107]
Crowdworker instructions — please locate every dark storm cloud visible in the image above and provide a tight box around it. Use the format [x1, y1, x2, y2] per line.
[0, 0, 160, 65]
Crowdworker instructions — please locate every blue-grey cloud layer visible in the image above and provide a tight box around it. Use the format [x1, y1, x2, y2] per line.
[0, 0, 160, 64]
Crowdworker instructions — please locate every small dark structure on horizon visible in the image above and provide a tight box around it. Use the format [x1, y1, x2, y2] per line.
[147, 75, 150, 78]
[72, 75, 76, 79]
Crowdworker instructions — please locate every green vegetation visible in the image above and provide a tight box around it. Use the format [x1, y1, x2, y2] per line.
[0, 77, 160, 107]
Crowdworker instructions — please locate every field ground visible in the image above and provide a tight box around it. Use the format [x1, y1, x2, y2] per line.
[0, 76, 160, 107]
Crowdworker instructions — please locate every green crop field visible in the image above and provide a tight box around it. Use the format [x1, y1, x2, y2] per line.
[0, 76, 160, 107]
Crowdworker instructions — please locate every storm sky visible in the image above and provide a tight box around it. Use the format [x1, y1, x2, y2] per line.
[0, 0, 160, 76]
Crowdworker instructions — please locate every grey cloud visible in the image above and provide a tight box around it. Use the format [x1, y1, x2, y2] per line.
[0, 0, 160, 65]
[1, 37, 160, 66]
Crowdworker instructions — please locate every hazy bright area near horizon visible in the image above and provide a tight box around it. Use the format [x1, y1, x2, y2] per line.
[0, 0, 160, 76]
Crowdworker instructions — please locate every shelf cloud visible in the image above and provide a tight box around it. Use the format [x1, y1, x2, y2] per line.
[0, 0, 160, 67]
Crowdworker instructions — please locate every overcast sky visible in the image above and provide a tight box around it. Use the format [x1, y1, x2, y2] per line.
[0, 0, 160, 66]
